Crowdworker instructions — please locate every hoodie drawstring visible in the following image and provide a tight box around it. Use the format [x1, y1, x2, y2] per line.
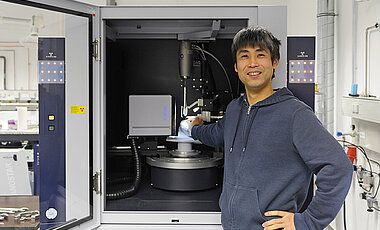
[229, 101, 260, 153]
[242, 107, 259, 152]
[228, 88, 295, 153]
[229, 105, 245, 153]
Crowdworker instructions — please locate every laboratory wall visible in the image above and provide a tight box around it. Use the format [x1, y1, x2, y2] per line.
[336, 0, 380, 229]
[0, 3, 64, 90]
[0, 2, 65, 132]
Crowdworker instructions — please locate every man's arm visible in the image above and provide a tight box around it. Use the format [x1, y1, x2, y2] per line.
[291, 107, 353, 229]
[190, 116, 225, 148]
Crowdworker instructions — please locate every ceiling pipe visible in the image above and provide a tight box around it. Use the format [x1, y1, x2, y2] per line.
[0, 16, 30, 25]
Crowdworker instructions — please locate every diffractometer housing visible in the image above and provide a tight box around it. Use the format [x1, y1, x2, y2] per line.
[105, 19, 247, 212]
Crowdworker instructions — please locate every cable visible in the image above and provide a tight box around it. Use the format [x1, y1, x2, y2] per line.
[204, 52, 218, 93]
[194, 48, 229, 103]
[202, 49, 233, 100]
[192, 45, 234, 100]
[338, 140, 373, 175]
[339, 141, 380, 212]
[354, 168, 372, 193]
[106, 176, 133, 186]
[106, 138, 141, 200]
[338, 140, 374, 194]
[368, 160, 380, 199]
[370, 159, 380, 168]
[339, 140, 380, 200]
[368, 159, 380, 198]
[195, 47, 206, 61]
[373, 175, 380, 199]
[343, 201, 347, 230]
[195, 48, 222, 102]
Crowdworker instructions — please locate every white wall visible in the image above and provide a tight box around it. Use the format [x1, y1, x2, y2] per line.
[0, 1, 64, 90]
[336, 0, 380, 229]
[0, 1, 65, 130]
[356, 0, 380, 97]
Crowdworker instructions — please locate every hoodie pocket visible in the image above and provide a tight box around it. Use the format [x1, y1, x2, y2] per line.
[219, 183, 230, 228]
[232, 186, 268, 229]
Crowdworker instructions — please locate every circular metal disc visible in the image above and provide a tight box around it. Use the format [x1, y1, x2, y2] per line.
[169, 149, 200, 157]
[146, 156, 223, 169]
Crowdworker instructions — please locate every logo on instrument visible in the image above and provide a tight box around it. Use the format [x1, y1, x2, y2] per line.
[297, 51, 309, 58]
[46, 52, 57, 59]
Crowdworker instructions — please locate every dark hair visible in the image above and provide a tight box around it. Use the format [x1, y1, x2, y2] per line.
[231, 26, 281, 78]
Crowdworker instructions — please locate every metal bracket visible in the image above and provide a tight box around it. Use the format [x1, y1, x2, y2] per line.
[178, 20, 221, 40]
[92, 38, 101, 61]
[93, 170, 102, 195]
[106, 25, 117, 42]
[107, 0, 117, 6]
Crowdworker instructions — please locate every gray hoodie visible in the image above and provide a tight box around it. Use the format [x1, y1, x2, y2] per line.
[192, 87, 353, 230]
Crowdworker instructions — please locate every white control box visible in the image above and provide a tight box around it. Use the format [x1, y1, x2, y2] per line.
[129, 95, 173, 136]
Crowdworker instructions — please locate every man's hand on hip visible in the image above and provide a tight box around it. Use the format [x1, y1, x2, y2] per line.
[262, 210, 296, 230]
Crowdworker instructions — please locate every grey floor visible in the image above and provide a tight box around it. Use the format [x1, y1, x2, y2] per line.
[106, 175, 222, 211]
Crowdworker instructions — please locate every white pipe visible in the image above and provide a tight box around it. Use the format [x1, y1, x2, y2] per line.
[0, 56, 5, 90]
[364, 23, 379, 97]
[0, 16, 30, 26]
[352, 0, 358, 84]
[182, 78, 188, 117]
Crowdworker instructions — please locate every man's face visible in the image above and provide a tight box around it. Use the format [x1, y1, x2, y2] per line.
[234, 45, 279, 93]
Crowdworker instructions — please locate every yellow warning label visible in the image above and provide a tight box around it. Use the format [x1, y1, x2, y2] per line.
[70, 105, 86, 114]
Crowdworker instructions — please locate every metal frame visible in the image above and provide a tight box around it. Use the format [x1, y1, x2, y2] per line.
[0, 0, 98, 229]
[98, 5, 286, 226]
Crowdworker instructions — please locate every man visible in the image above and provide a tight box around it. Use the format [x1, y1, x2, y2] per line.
[190, 26, 353, 230]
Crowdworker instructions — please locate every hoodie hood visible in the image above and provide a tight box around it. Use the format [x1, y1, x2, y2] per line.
[243, 87, 295, 107]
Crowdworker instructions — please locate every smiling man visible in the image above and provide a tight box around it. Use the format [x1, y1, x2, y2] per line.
[190, 26, 353, 230]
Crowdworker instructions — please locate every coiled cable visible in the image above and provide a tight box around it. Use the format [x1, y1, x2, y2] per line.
[106, 138, 141, 200]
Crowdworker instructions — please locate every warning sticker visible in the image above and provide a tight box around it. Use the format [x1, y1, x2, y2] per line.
[70, 105, 86, 114]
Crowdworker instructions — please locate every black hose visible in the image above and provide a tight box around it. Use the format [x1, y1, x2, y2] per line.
[106, 138, 141, 200]
[343, 201, 347, 230]
[205, 58, 218, 94]
[192, 45, 234, 100]
[106, 176, 133, 186]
